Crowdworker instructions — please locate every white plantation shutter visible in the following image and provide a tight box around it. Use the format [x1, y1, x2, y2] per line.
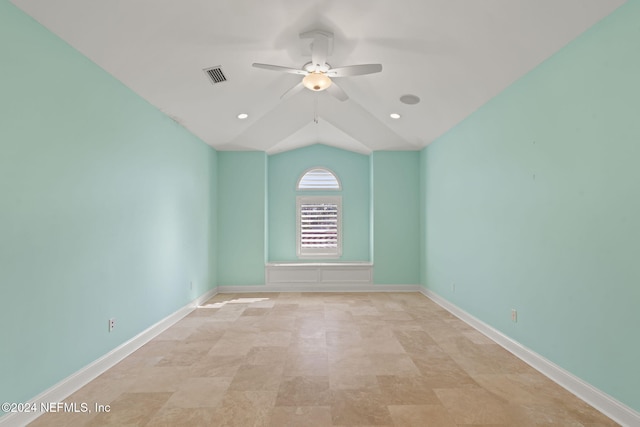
[300, 203, 339, 248]
[297, 196, 342, 257]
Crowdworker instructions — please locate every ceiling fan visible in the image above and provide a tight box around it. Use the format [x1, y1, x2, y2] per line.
[252, 30, 382, 102]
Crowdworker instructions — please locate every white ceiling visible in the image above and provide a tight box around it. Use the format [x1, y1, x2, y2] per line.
[12, 0, 625, 154]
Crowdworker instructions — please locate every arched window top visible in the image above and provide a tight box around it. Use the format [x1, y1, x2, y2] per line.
[297, 168, 341, 190]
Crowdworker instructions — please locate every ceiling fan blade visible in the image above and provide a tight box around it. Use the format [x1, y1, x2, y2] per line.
[280, 82, 305, 100]
[327, 64, 382, 77]
[252, 63, 307, 75]
[326, 82, 349, 102]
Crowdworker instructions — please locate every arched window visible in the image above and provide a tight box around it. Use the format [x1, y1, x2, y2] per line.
[296, 168, 342, 258]
[297, 168, 341, 190]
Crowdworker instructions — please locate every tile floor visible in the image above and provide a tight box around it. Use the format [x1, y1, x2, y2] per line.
[29, 292, 619, 426]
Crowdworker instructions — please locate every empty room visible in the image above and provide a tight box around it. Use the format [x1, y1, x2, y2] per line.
[1, 0, 639, 426]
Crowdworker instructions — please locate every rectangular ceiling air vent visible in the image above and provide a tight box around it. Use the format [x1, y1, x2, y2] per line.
[204, 66, 227, 84]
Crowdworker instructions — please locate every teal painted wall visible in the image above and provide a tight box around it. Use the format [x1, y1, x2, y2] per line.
[419, 149, 428, 287]
[0, 1, 217, 405]
[217, 151, 267, 285]
[268, 144, 370, 262]
[371, 152, 420, 284]
[421, 0, 640, 411]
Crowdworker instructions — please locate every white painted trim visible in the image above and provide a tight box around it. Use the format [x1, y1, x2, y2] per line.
[420, 288, 640, 427]
[266, 262, 372, 286]
[0, 287, 218, 427]
[218, 284, 420, 293]
[266, 262, 373, 267]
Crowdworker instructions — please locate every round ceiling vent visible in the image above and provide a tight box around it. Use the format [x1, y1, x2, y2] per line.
[399, 94, 420, 105]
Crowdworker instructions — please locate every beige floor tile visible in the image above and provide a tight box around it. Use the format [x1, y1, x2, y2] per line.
[125, 366, 191, 393]
[328, 353, 374, 376]
[208, 338, 254, 356]
[246, 346, 289, 365]
[85, 392, 172, 426]
[409, 347, 479, 389]
[284, 351, 329, 376]
[27, 292, 619, 427]
[188, 354, 244, 377]
[241, 307, 271, 316]
[359, 336, 407, 354]
[253, 331, 293, 347]
[440, 338, 534, 375]
[381, 311, 415, 321]
[27, 410, 98, 427]
[268, 406, 333, 427]
[433, 387, 522, 425]
[358, 325, 396, 340]
[349, 305, 381, 316]
[212, 390, 277, 427]
[326, 330, 362, 347]
[462, 330, 496, 345]
[183, 325, 225, 343]
[330, 389, 394, 425]
[329, 374, 380, 391]
[289, 335, 328, 352]
[393, 330, 437, 353]
[228, 364, 284, 391]
[275, 376, 332, 406]
[367, 353, 421, 376]
[145, 407, 217, 427]
[127, 340, 180, 359]
[163, 376, 232, 408]
[387, 404, 457, 427]
[376, 375, 441, 405]
[155, 341, 213, 367]
[260, 316, 298, 333]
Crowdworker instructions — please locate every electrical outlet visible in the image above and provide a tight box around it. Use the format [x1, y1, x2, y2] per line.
[190, 281, 193, 290]
[108, 318, 116, 332]
[511, 309, 518, 323]
[451, 283, 456, 293]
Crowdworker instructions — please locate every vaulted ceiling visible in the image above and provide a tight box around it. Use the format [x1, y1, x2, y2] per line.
[11, 0, 625, 154]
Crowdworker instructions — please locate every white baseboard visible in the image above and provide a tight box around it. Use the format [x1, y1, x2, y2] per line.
[217, 284, 420, 293]
[420, 288, 640, 427]
[0, 287, 218, 427]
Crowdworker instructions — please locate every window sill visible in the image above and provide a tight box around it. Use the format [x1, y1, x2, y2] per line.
[266, 261, 372, 267]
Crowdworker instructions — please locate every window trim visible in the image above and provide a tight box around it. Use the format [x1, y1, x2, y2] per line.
[296, 195, 343, 259]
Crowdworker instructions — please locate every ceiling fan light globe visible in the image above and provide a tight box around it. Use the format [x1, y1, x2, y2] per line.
[302, 72, 332, 91]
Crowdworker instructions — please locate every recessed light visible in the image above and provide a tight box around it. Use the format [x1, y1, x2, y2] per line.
[390, 113, 401, 119]
[237, 113, 248, 119]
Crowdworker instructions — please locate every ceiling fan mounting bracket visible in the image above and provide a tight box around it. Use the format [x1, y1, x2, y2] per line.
[299, 29, 333, 41]
[299, 30, 334, 58]
[303, 62, 330, 73]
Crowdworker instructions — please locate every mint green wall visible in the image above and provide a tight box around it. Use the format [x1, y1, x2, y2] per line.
[371, 152, 420, 284]
[268, 144, 370, 261]
[0, 0, 217, 405]
[419, 149, 428, 286]
[421, 0, 640, 411]
[217, 151, 267, 284]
